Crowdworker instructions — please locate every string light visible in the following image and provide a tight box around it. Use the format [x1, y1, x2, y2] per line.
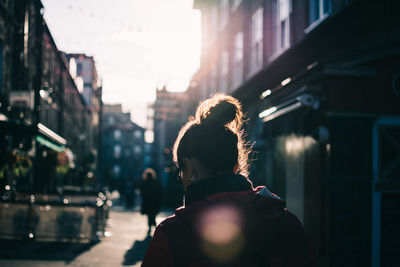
[60, 2, 142, 33]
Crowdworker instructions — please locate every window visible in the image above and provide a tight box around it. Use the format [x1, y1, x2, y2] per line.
[219, 51, 229, 92]
[134, 130, 142, 139]
[275, 0, 291, 52]
[210, 66, 217, 92]
[309, 0, 331, 25]
[76, 63, 83, 76]
[114, 129, 122, 140]
[233, 32, 244, 86]
[200, 79, 208, 100]
[108, 116, 115, 125]
[112, 165, 121, 178]
[251, 8, 263, 72]
[113, 145, 121, 159]
[219, 0, 229, 30]
[23, 9, 29, 68]
[0, 45, 3, 94]
[210, 5, 218, 39]
[232, 0, 242, 12]
[134, 145, 142, 155]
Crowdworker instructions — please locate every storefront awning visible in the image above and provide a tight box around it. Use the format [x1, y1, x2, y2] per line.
[36, 123, 66, 152]
[0, 119, 67, 152]
[35, 135, 65, 152]
[259, 94, 316, 123]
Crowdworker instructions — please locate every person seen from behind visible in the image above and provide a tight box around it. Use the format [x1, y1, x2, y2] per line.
[141, 94, 316, 266]
[140, 168, 163, 235]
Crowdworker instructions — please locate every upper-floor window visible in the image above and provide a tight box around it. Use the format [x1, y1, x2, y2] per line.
[23, 9, 29, 68]
[210, 66, 217, 92]
[200, 79, 208, 100]
[113, 144, 121, 159]
[134, 129, 142, 139]
[133, 145, 142, 155]
[210, 5, 218, 35]
[309, 0, 331, 25]
[232, 0, 242, 12]
[0, 45, 3, 94]
[219, 51, 229, 92]
[275, 0, 291, 52]
[219, 0, 229, 30]
[233, 32, 244, 86]
[108, 115, 115, 125]
[114, 129, 122, 140]
[251, 7, 263, 72]
[76, 63, 83, 76]
[112, 165, 120, 178]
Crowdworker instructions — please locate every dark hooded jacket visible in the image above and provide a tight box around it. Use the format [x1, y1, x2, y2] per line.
[141, 174, 315, 267]
[140, 177, 163, 215]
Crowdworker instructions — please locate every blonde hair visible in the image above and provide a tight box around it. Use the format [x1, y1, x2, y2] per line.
[142, 168, 157, 180]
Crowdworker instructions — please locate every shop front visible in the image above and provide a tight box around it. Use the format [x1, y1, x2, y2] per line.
[0, 118, 109, 242]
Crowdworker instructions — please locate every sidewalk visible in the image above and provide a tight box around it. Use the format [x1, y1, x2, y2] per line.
[0, 206, 173, 267]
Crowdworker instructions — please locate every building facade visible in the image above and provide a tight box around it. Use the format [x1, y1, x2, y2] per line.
[151, 86, 186, 207]
[0, 0, 100, 194]
[192, 0, 400, 266]
[66, 53, 102, 182]
[100, 104, 145, 193]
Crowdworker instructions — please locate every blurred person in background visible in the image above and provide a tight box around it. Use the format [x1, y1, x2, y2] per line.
[141, 94, 315, 267]
[140, 168, 163, 235]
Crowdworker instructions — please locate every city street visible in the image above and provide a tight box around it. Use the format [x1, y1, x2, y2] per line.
[0, 206, 172, 267]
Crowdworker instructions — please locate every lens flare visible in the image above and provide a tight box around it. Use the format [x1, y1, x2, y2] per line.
[198, 205, 244, 263]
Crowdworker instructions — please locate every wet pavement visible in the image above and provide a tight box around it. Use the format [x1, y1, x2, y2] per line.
[0, 206, 173, 267]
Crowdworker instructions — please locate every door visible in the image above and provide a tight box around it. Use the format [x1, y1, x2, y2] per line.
[372, 117, 400, 267]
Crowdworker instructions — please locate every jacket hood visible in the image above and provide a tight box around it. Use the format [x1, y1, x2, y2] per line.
[183, 173, 253, 205]
[174, 174, 286, 238]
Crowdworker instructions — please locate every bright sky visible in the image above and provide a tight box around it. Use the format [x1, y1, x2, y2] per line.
[41, 0, 201, 129]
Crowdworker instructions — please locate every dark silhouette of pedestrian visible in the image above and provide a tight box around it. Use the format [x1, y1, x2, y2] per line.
[142, 94, 316, 266]
[139, 168, 162, 235]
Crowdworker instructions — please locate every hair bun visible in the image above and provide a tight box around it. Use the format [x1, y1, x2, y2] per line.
[196, 94, 243, 131]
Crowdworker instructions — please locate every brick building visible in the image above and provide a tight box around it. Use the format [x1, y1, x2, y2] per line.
[191, 0, 400, 266]
[0, 0, 101, 193]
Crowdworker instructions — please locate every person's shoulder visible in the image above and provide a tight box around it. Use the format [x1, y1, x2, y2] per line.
[158, 206, 191, 229]
[155, 213, 184, 237]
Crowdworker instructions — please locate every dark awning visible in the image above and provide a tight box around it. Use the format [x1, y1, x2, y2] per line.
[0, 117, 67, 152]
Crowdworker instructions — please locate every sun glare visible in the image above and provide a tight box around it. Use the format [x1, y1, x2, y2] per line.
[42, 0, 201, 127]
[198, 205, 244, 263]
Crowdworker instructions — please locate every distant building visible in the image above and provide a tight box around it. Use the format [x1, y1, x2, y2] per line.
[151, 86, 186, 208]
[66, 54, 100, 108]
[100, 104, 145, 192]
[152, 87, 186, 180]
[65, 53, 102, 182]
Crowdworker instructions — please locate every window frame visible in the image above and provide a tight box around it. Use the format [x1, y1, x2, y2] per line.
[209, 65, 217, 93]
[275, 0, 291, 52]
[210, 4, 219, 41]
[233, 32, 244, 87]
[219, 51, 229, 92]
[250, 7, 264, 73]
[113, 144, 121, 159]
[304, 0, 331, 34]
[231, 0, 242, 12]
[113, 129, 122, 140]
[219, 0, 229, 30]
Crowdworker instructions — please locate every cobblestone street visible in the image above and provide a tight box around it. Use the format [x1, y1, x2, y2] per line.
[0, 207, 172, 267]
